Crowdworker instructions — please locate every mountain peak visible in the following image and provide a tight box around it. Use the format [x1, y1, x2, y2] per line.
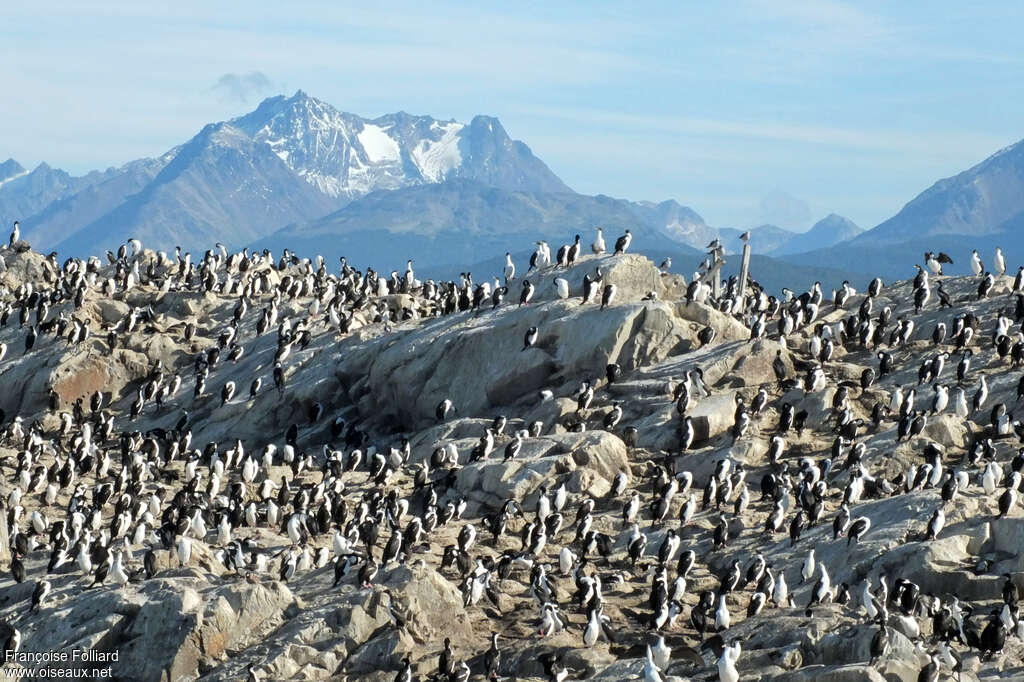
[632, 199, 713, 249]
[808, 213, 861, 236]
[768, 214, 861, 257]
[225, 93, 569, 197]
[2, 92, 572, 256]
[861, 136, 1024, 244]
[467, 114, 507, 134]
[275, 89, 324, 110]
[0, 159, 26, 185]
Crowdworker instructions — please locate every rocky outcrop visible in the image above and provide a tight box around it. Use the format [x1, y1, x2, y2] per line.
[0, 242, 1022, 682]
[335, 255, 708, 432]
[453, 429, 629, 507]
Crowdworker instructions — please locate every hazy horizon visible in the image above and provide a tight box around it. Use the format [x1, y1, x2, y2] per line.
[4, 1, 1022, 232]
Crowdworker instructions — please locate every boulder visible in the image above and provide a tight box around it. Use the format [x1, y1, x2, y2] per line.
[923, 413, 968, 449]
[548, 431, 629, 483]
[674, 300, 750, 341]
[687, 391, 738, 443]
[768, 664, 887, 682]
[986, 518, 1024, 574]
[562, 647, 618, 677]
[876, 660, 924, 682]
[343, 627, 413, 675]
[632, 403, 678, 451]
[194, 581, 299, 663]
[89, 298, 131, 325]
[49, 348, 151, 408]
[115, 586, 204, 682]
[521, 397, 581, 434]
[455, 430, 628, 507]
[724, 338, 788, 388]
[345, 562, 472, 674]
[810, 625, 916, 668]
[529, 253, 667, 304]
[336, 256, 696, 431]
[386, 563, 473, 643]
[0, 247, 51, 289]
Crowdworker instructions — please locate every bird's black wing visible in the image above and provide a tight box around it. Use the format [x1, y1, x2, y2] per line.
[700, 634, 726, 659]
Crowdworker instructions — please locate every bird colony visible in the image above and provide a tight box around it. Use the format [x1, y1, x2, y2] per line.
[0, 224, 1021, 682]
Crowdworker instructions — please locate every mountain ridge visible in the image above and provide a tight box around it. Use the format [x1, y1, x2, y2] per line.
[775, 138, 1024, 277]
[251, 179, 700, 274]
[4, 94, 1023, 286]
[853, 137, 1024, 245]
[6, 91, 572, 255]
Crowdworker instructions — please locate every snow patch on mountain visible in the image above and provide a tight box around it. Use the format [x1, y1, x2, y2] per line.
[357, 124, 401, 163]
[0, 169, 28, 190]
[225, 92, 567, 199]
[412, 122, 464, 182]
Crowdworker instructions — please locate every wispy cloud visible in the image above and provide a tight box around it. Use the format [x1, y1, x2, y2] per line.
[209, 71, 274, 103]
[744, 0, 885, 40]
[520, 105, 1012, 156]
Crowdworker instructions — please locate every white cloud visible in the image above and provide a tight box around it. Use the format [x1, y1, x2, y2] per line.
[210, 72, 274, 103]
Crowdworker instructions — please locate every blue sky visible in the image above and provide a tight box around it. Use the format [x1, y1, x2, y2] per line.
[3, 0, 1022, 231]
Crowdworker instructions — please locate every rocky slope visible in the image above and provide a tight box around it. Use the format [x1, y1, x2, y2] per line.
[0, 235, 1020, 681]
[777, 138, 1024, 278]
[859, 140, 1024, 245]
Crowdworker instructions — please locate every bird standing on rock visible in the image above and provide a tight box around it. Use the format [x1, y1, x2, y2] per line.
[523, 326, 538, 351]
[614, 230, 632, 254]
[520, 280, 535, 306]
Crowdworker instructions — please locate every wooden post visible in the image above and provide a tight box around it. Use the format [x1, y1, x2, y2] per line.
[0, 501, 9, 563]
[704, 246, 725, 299]
[738, 242, 751, 302]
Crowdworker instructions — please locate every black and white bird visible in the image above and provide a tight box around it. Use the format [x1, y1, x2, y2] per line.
[600, 284, 617, 309]
[523, 326, 539, 351]
[614, 230, 632, 254]
[520, 280, 535, 306]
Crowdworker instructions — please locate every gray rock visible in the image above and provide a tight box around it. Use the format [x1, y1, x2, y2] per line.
[455, 430, 628, 507]
[768, 664, 887, 682]
[687, 391, 738, 443]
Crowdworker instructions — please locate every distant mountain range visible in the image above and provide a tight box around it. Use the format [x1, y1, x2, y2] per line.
[774, 140, 1024, 280]
[254, 180, 697, 273]
[1, 91, 568, 257]
[2, 91, 1023, 289]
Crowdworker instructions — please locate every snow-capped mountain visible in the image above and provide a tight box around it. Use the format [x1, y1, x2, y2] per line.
[1, 91, 570, 255]
[230, 91, 569, 199]
[0, 89, 881, 288]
